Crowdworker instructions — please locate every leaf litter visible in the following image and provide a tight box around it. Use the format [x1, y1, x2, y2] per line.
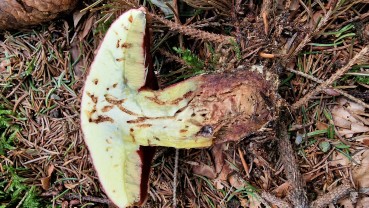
[1, 0, 369, 207]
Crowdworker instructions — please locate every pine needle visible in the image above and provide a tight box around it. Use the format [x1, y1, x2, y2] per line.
[292, 45, 369, 109]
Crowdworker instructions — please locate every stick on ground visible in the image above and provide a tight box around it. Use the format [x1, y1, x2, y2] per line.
[277, 107, 309, 208]
[261, 191, 292, 208]
[310, 182, 354, 208]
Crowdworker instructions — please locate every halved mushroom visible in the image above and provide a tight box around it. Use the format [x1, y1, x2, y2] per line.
[81, 8, 277, 208]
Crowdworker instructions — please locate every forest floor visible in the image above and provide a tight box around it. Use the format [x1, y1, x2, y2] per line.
[1, 0, 369, 207]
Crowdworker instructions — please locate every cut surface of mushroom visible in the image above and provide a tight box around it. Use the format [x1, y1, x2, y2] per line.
[81, 8, 277, 208]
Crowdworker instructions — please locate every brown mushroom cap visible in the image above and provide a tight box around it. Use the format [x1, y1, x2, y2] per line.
[0, 0, 77, 30]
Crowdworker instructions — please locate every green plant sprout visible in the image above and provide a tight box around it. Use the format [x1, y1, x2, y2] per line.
[173, 47, 205, 72]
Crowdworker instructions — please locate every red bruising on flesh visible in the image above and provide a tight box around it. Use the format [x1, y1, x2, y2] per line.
[136, 12, 158, 206]
[136, 146, 156, 205]
[140, 17, 158, 91]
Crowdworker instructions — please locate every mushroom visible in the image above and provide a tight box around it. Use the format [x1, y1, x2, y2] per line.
[81, 8, 277, 208]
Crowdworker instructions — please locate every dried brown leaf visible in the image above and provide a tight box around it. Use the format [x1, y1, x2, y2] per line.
[211, 144, 232, 189]
[64, 183, 79, 189]
[357, 197, 369, 208]
[70, 42, 84, 79]
[323, 88, 340, 96]
[332, 98, 369, 138]
[79, 14, 95, 41]
[192, 163, 216, 179]
[316, 121, 329, 130]
[364, 139, 369, 146]
[228, 174, 244, 189]
[339, 196, 369, 208]
[248, 194, 263, 208]
[73, 10, 88, 28]
[339, 198, 355, 208]
[331, 151, 350, 167]
[40, 177, 51, 190]
[353, 150, 369, 188]
[273, 182, 290, 198]
[40, 164, 55, 190]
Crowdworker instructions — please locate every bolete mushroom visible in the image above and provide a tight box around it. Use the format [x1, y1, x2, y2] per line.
[81, 8, 277, 208]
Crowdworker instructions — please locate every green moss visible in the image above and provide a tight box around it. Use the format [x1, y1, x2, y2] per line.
[0, 105, 19, 156]
[22, 186, 41, 208]
[0, 166, 43, 208]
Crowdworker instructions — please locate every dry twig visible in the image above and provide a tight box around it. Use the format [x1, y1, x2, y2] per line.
[173, 148, 179, 208]
[277, 107, 309, 208]
[41, 192, 110, 204]
[310, 183, 354, 208]
[158, 48, 188, 67]
[149, 12, 235, 44]
[261, 191, 292, 208]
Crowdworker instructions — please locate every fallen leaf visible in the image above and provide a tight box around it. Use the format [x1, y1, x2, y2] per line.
[192, 163, 216, 179]
[211, 144, 233, 189]
[339, 195, 369, 208]
[229, 174, 244, 189]
[0, 59, 11, 72]
[79, 14, 95, 41]
[289, 0, 299, 11]
[273, 182, 290, 198]
[331, 98, 369, 138]
[353, 149, 369, 188]
[316, 121, 329, 130]
[64, 183, 79, 189]
[212, 144, 231, 182]
[70, 199, 81, 206]
[332, 115, 351, 129]
[351, 123, 369, 134]
[239, 198, 249, 207]
[214, 178, 224, 189]
[323, 88, 340, 96]
[150, 0, 174, 16]
[40, 164, 55, 190]
[40, 177, 51, 190]
[73, 10, 87, 27]
[354, 135, 369, 146]
[248, 193, 263, 208]
[69, 42, 85, 79]
[338, 198, 355, 208]
[330, 151, 350, 167]
[338, 98, 365, 113]
[357, 197, 369, 208]
[61, 201, 69, 208]
[334, 149, 369, 208]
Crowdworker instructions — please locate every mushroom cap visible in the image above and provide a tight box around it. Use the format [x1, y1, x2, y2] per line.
[0, 0, 78, 30]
